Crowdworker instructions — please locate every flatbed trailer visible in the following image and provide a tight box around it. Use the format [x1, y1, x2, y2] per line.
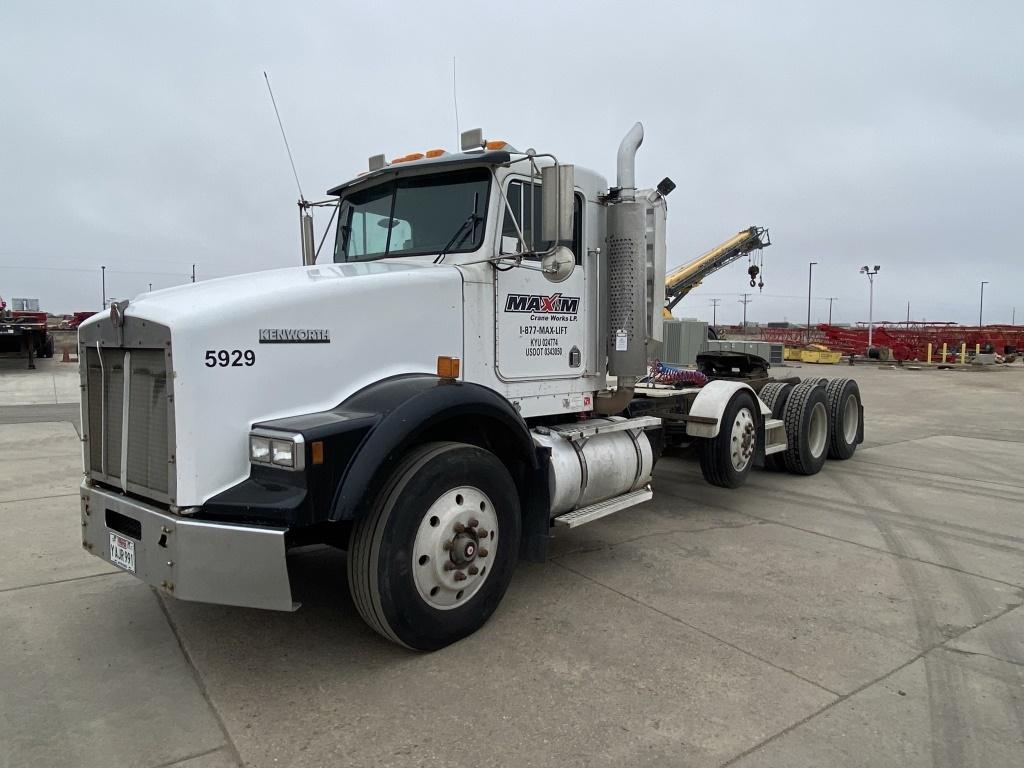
[0, 310, 53, 369]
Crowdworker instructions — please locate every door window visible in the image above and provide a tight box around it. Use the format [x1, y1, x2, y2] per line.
[501, 180, 583, 262]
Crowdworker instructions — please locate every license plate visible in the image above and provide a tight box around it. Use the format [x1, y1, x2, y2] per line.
[109, 532, 136, 572]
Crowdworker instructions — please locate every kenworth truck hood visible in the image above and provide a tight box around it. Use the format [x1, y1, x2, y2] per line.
[80, 261, 464, 506]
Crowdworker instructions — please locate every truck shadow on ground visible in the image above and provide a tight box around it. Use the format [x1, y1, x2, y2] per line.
[160, 544, 417, 668]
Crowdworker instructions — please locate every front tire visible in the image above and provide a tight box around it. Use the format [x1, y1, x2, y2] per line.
[699, 391, 758, 489]
[348, 441, 521, 650]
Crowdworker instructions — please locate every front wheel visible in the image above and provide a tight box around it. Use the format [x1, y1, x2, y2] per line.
[699, 391, 758, 488]
[347, 441, 521, 651]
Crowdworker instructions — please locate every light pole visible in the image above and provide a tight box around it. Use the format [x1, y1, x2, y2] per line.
[101, 266, 107, 309]
[806, 262, 817, 343]
[860, 265, 880, 349]
[710, 298, 720, 328]
[979, 281, 988, 327]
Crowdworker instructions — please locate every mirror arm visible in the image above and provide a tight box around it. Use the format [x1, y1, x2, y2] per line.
[490, 169, 528, 253]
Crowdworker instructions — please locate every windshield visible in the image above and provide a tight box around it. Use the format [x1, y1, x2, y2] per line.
[334, 168, 490, 262]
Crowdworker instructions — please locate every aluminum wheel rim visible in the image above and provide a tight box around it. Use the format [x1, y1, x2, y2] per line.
[730, 407, 756, 472]
[808, 402, 828, 458]
[412, 486, 498, 610]
[842, 394, 858, 444]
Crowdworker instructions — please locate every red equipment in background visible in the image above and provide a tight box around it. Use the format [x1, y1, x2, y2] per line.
[761, 324, 1024, 361]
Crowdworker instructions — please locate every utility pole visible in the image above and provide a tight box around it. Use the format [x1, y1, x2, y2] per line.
[906, 301, 910, 326]
[191, 264, 196, 283]
[101, 265, 107, 310]
[860, 265, 880, 349]
[826, 297, 837, 325]
[710, 298, 720, 328]
[806, 262, 817, 343]
[739, 294, 752, 330]
[979, 281, 987, 326]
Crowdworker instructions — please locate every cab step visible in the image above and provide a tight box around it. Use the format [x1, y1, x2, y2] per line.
[552, 486, 653, 528]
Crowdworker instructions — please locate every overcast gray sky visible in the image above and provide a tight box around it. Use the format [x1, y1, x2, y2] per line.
[2, 1, 1022, 326]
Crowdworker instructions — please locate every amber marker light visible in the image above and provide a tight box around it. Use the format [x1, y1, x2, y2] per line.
[437, 356, 461, 379]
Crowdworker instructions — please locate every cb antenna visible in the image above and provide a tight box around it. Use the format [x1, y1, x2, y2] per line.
[452, 55, 460, 149]
[264, 71, 304, 201]
[264, 71, 316, 265]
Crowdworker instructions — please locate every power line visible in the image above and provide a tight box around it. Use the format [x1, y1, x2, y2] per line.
[0, 264, 191, 277]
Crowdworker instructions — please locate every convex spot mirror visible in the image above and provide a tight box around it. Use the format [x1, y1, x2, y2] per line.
[542, 245, 575, 283]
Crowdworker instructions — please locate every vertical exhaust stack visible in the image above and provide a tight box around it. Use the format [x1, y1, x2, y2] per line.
[616, 122, 644, 200]
[604, 122, 649, 382]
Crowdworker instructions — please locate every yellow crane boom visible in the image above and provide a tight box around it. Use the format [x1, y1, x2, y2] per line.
[664, 226, 770, 311]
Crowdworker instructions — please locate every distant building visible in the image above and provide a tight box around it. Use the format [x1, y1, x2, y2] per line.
[11, 298, 40, 311]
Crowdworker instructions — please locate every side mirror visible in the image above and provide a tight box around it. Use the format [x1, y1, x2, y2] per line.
[541, 164, 574, 243]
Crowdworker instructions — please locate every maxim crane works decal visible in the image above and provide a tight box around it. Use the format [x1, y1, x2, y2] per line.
[503, 292, 580, 314]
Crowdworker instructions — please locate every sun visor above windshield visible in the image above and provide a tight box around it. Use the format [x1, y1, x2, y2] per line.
[327, 150, 512, 196]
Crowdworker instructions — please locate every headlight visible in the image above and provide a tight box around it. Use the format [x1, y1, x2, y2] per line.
[271, 440, 295, 467]
[248, 431, 304, 471]
[249, 436, 271, 463]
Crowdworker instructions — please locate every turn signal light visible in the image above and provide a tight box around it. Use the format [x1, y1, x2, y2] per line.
[437, 356, 461, 379]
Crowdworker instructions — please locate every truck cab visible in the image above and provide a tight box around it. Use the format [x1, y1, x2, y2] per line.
[79, 124, 863, 650]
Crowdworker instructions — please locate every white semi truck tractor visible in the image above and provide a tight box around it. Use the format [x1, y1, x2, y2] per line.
[78, 124, 864, 650]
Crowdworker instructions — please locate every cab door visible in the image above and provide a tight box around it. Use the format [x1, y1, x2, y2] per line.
[495, 177, 587, 381]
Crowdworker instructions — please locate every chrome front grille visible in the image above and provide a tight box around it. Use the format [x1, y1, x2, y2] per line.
[84, 345, 173, 503]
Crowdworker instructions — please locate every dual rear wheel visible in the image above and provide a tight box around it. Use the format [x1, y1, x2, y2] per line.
[700, 377, 863, 487]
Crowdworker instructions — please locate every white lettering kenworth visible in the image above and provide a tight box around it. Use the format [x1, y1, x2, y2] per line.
[79, 124, 863, 650]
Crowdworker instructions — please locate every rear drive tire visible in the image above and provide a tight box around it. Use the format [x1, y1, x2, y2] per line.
[347, 441, 521, 651]
[757, 382, 794, 471]
[825, 378, 862, 459]
[781, 381, 830, 475]
[699, 391, 758, 489]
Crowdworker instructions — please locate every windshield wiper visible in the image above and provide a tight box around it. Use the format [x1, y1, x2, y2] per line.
[435, 192, 481, 264]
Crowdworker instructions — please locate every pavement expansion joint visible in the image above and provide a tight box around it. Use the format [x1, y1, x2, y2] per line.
[940, 646, 1024, 670]
[719, 598, 1024, 766]
[147, 745, 237, 768]
[0, 569, 126, 595]
[154, 591, 246, 768]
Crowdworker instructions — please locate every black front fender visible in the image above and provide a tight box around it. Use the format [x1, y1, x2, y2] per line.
[201, 375, 539, 538]
[330, 375, 536, 521]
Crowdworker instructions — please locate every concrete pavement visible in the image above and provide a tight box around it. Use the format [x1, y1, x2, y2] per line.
[0, 363, 1021, 767]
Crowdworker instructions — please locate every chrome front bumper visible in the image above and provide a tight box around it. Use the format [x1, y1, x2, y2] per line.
[80, 481, 296, 611]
